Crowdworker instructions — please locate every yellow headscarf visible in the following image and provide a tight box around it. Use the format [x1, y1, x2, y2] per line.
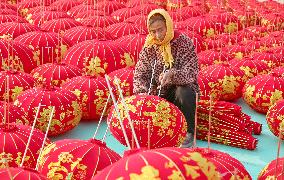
[144, 9, 174, 68]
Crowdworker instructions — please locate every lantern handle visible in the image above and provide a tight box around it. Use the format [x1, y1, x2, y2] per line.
[35, 106, 55, 171]
[20, 103, 43, 167]
[105, 75, 132, 149]
[113, 76, 140, 149]
[93, 94, 111, 139]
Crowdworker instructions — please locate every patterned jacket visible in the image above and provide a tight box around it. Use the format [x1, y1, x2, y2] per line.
[133, 32, 199, 95]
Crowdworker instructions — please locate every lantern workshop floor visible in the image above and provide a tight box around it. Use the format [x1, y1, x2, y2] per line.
[51, 98, 283, 179]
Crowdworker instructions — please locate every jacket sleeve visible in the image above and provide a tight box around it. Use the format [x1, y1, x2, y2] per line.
[168, 35, 199, 86]
[133, 48, 152, 94]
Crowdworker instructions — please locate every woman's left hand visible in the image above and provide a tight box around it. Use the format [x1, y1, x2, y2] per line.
[159, 70, 173, 88]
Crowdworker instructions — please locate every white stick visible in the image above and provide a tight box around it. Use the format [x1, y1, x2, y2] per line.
[147, 59, 158, 95]
[157, 65, 167, 97]
[20, 103, 42, 167]
[105, 75, 131, 149]
[93, 94, 111, 139]
[35, 106, 55, 171]
[114, 76, 140, 149]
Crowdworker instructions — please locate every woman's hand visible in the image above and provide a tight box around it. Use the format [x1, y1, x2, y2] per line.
[158, 70, 174, 88]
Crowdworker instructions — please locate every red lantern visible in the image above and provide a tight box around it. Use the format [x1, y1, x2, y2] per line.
[63, 26, 113, 45]
[108, 67, 134, 97]
[62, 76, 110, 121]
[0, 167, 47, 179]
[40, 18, 82, 33]
[180, 30, 205, 53]
[125, 15, 148, 33]
[14, 87, 82, 136]
[0, 3, 17, 11]
[208, 12, 242, 33]
[115, 34, 146, 62]
[202, 64, 247, 101]
[96, 1, 126, 14]
[80, 15, 118, 29]
[0, 9, 17, 15]
[106, 22, 142, 39]
[25, 6, 50, 18]
[271, 67, 284, 77]
[221, 43, 252, 60]
[260, 13, 284, 31]
[74, 10, 105, 22]
[0, 39, 37, 73]
[131, 4, 161, 14]
[0, 123, 51, 169]
[31, 63, 82, 87]
[258, 157, 284, 179]
[0, 70, 35, 102]
[260, 33, 284, 48]
[243, 73, 284, 114]
[266, 99, 284, 139]
[38, 138, 121, 180]
[0, 15, 27, 23]
[167, 0, 188, 11]
[0, 102, 30, 124]
[93, 147, 251, 179]
[28, 11, 70, 26]
[197, 50, 231, 70]
[17, 0, 40, 17]
[63, 40, 135, 76]
[198, 73, 222, 101]
[0, 22, 35, 39]
[111, 7, 141, 22]
[49, 0, 80, 11]
[180, 16, 216, 39]
[67, 4, 96, 17]
[108, 95, 187, 149]
[14, 31, 71, 66]
[229, 57, 270, 79]
[251, 50, 284, 68]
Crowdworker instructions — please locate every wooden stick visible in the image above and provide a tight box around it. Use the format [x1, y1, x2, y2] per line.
[35, 106, 55, 171]
[20, 103, 42, 167]
[105, 75, 131, 149]
[114, 76, 140, 149]
[92, 94, 110, 139]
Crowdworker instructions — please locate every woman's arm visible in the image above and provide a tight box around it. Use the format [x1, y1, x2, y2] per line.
[168, 35, 199, 86]
[133, 48, 152, 94]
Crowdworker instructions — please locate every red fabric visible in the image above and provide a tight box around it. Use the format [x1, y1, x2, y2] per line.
[93, 147, 251, 180]
[198, 73, 222, 101]
[180, 30, 205, 53]
[0, 70, 35, 102]
[0, 102, 30, 124]
[111, 7, 141, 22]
[0, 22, 35, 39]
[197, 50, 231, 70]
[63, 40, 135, 76]
[107, 95, 187, 149]
[0, 123, 51, 169]
[49, 0, 80, 11]
[14, 87, 82, 136]
[96, 1, 126, 14]
[67, 4, 96, 17]
[29, 11, 70, 26]
[40, 18, 82, 33]
[242, 74, 284, 114]
[271, 67, 284, 77]
[14, 31, 71, 66]
[31, 63, 82, 87]
[258, 157, 284, 179]
[62, 76, 110, 121]
[266, 99, 284, 139]
[106, 22, 142, 39]
[0, 168, 46, 179]
[0, 40, 36, 73]
[80, 15, 118, 29]
[38, 139, 121, 180]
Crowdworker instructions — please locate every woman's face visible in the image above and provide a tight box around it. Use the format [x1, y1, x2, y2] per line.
[149, 20, 167, 42]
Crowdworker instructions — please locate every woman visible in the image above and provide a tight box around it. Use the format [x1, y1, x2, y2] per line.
[133, 9, 199, 148]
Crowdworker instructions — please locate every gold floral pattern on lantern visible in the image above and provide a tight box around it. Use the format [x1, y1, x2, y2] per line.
[11, 86, 23, 101]
[83, 57, 108, 77]
[1, 56, 24, 72]
[120, 53, 135, 67]
[129, 165, 160, 180]
[113, 77, 131, 97]
[46, 152, 87, 179]
[224, 22, 238, 33]
[0, 152, 30, 168]
[203, 28, 215, 38]
[144, 100, 176, 136]
[93, 89, 110, 116]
